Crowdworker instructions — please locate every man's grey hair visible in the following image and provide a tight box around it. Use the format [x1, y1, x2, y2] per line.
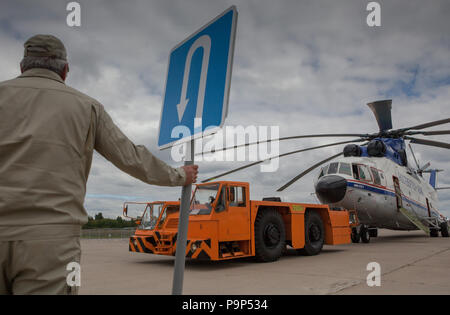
[20, 56, 68, 77]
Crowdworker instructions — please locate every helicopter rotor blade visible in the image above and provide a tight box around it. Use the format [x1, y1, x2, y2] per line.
[416, 130, 450, 136]
[402, 118, 450, 132]
[277, 152, 343, 192]
[405, 130, 450, 136]
[405, 137, 450, 149]
[367, 100, 393, 132]
[421, 169, 443, 173]
[408, 143, 420, 169]
[419, 162, 431, 172]
[201, 138, 365, 183]
[195, 133, 369, 157]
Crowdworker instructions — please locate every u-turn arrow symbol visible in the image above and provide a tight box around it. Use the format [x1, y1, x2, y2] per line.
[176, 35, 211, 122]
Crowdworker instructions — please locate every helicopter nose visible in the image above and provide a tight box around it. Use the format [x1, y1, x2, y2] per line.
[315, 175, 347, 204]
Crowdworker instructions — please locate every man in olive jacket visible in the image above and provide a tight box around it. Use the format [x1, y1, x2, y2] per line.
[0, 34, 198, 295]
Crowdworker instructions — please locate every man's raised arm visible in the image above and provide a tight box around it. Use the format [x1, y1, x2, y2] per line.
[93, 103, 198, 186]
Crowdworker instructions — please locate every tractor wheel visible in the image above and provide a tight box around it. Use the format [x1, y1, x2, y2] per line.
[360, 226, 371, 243]
[440, 222, 449, 238]
[298, 211, 324, 256]
[254, 208, 286, 262]
[351, 227, 360, 243]
[430, 228, 439, 237]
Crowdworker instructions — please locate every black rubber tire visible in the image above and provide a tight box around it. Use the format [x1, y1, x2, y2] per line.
[254, 208, 286, 262]
[430, 228, 439, 237]
[360, 226, 371, 243]
[440, 223, 449, 237]
[351, 227, 360, 243]
[298, 211, 324, 256]
[368, 228, 378, 238]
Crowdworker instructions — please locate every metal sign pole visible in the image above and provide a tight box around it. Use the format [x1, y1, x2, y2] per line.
[172, 139, 194, 295]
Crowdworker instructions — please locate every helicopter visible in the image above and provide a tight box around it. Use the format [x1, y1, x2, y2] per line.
[200, 100, 450, 243]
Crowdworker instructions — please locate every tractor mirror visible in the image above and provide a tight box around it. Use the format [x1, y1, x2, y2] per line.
[123, 205, 128, 216]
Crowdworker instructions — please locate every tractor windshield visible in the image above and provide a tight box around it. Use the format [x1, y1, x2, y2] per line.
[140, 203, 164, 230]
[190, 184, 220, 215]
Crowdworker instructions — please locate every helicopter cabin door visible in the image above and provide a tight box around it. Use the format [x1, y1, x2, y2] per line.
[425, 198, 431, 217]
[392, 176, 402, 210]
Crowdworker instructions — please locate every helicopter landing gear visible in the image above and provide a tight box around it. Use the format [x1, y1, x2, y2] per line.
[351, 225, 376, 243]
[430, 227, 439, 237]
[439, 222, 449, 238]
[360, 226, 371, 243]
[368, 227, 378, 238]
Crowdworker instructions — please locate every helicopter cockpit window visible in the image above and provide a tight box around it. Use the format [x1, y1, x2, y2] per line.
[352, 164, 359, 180]
[328, 162, 339, 174]
[339, 163, 352, 176]
[371, 168, 381, 185]
[318, 168, 324, 178]
[357, 165, 372, 182]
[378, 171, 386, 186]
[319, 164, 329, 178]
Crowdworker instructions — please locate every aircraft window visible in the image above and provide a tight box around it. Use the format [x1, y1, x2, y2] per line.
[323, 164, 329, 175]
[352, 164, 359, 180]
[339, 163, 352, 176]
[371, 168, 381, 185]
[318, 168, 324, 178]
[378, 171, 386, 186]
[357, 165, 372, 182]
[328, 162, 339, 174]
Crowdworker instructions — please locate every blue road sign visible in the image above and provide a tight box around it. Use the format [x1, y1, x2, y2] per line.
[158, 6, 238, 149]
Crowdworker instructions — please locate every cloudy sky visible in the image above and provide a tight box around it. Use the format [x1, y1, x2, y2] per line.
[1, 0, 449, 218]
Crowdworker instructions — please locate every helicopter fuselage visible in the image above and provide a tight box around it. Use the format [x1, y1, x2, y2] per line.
[314, 156, 444, 230]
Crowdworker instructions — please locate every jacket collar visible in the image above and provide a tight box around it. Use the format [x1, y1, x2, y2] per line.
[19, 68, 65, 85]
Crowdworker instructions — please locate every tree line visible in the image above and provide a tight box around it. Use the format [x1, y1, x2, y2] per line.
[82, 212, 137, 229]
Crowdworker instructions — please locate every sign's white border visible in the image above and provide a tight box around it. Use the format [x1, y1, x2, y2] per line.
[158, 5, 238, 150]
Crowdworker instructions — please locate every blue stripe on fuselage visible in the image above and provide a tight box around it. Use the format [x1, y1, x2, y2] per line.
[346, 181, 427, 212]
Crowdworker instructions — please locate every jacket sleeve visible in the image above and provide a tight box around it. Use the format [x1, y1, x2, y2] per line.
[92, 104, 186, 186]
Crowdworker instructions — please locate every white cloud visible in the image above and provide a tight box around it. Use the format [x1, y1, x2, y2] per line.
[0, 0, 449, 217]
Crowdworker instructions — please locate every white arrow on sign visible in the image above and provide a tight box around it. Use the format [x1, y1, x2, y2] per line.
[176, 34, 211, 122]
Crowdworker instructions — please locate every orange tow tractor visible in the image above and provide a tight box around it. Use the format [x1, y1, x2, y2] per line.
[124, 181, 354, 262]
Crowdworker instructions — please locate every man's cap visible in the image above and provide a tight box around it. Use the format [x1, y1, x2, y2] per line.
[24, 34, 67, 61]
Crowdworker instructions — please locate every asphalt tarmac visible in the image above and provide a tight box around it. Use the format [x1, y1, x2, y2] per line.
[79, 229, 450, 295]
